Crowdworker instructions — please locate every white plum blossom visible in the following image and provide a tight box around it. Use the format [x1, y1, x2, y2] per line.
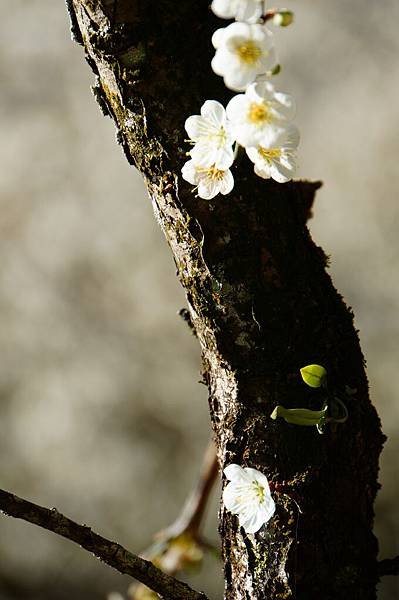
[185, 100, 234, 170]
[211, 22, 277, 91]
[211, 0, 264, 23]
[181, 159, 234, 200]
[246, 124, 300, 183]
[223, 464, 275, 534]
[226, 81, 296, 147]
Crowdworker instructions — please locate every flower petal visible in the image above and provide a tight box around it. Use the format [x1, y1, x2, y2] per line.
[219, 169, 234, 195]
[181, 159, 198, 185]
[223, 482, 248, 513]
[274, 91, 296, 121]
[248, 81, 274, 101]
[211, 0, 236, 19]
[211, 49, 232, 78]
[260, 496, 276, 522]
[201, 99, 225, 121]
[254, 162, 272, 179]
[190, 142, 216, 167]
[223, 21, 254, 41]
[225, 65, 260, 92]
[269, 161, 295, 183]
[212, 0, 263, 22]
[226, 94, 248, 121]
[216, 147, 235, 170]
[185, 115, 204, 141]
[259, 46, 277, 71]
[239, 513, 261, 534]
[224, 463, 252, 483]
[190, 143, 234, 170]
[212, 28, 226, 50]
[240, 501, 274, 533]
[245, 146, 260, 164]
[198, 178, 219, 200]
[237, 0, 263, 23]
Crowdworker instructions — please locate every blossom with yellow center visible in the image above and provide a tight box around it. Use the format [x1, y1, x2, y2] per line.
[248, 102, 271, 124]
[226, 81, 296, 146]
[181, 159, 234, 200]
[223, 464, 275, 534]
[211, 22, 277, 92]
[235, 41, 262, 65]
[246, 124, 300, 183]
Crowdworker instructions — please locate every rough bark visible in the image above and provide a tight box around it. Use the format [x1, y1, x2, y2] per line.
[65, 2, 385, 599]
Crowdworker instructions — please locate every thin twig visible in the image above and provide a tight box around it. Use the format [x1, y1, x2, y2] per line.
[0, 489, 208, 600]
[129, 442, 219, 598]
[161, 440, 219, 540]
[261, 9, 278, 22]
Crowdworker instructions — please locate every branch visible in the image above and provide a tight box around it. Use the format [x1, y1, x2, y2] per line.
[129, 443, 218, 599]
[65, 1, 385, 597]
[162, 441, 218, 540]
[0, 489, 208, 600]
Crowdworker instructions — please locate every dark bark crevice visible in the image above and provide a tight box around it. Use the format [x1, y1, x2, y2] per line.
[64, 2, 386, 598]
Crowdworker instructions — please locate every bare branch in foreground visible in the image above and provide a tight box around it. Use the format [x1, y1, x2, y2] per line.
[0, 489, 208, 600]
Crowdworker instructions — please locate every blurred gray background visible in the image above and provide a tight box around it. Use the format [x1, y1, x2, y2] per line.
[0, 1, 398, 599]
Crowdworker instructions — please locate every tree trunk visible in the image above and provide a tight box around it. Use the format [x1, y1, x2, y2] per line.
[66, 2, 385, 598]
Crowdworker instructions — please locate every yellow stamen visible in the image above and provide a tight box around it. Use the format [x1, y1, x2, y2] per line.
[236, 41, 262, 65]
[214, 127, 227, 147]
[253, 481, 265, 502]
[198, 165, 225, 181]
[204, 127, 227, 147]
[258, 147, 281, 162]
[247, 102, 270, 124]
[235, 481, 266, 506]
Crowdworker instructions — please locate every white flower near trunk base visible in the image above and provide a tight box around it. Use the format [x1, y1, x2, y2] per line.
[211, 22, 277, 91]
[211, 0, 264, 23]
[181, 159, 234, 200]
[226, 81, 296, 147]
[185, 100, 234, 170]
[246, 124, 300, 182]
[223, 464, 275, 534]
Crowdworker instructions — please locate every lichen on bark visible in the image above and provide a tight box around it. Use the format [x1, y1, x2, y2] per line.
[66, 2, 385, 598]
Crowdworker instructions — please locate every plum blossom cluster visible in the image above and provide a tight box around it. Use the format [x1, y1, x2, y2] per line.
[181, 2, 299, 200]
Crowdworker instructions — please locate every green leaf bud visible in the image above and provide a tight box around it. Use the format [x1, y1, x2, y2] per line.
[270, 405, 328, 427]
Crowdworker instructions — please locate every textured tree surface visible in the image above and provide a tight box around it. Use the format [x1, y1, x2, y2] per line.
[66, 2, 385, 598]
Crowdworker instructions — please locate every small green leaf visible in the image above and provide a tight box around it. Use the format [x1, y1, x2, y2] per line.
[300, 364, 327, 388]
[270, 405, 328, 427]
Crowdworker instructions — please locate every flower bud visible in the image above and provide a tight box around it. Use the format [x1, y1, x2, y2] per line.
[269, 63, 281, 76]
[272, 10, 294, 27]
